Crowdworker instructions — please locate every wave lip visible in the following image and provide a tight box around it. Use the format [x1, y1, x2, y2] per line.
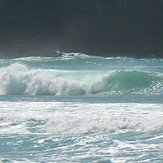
[0, 63, 162, 96]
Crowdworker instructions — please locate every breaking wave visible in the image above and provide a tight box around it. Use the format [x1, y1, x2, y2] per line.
[0, 63, 162, 96]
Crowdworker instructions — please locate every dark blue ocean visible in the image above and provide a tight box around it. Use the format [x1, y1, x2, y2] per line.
[0, 54, 163, 162]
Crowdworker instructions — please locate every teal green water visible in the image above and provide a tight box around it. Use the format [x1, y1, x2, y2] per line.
[0, 54, 162, 98]
[0, 54, 163, 162]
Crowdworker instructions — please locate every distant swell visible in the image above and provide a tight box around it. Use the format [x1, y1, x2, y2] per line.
[0, 63, 162, 96]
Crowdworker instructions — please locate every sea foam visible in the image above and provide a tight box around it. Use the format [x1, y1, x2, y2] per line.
[0, 102, 162, 134]
[0, 63, 86, 95]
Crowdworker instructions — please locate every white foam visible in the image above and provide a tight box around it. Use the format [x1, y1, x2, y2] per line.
[0, 63, 88, 95]
[0, 102, 162, 135]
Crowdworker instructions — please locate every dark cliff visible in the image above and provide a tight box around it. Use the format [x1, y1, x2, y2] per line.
[0, 0, 163, 58]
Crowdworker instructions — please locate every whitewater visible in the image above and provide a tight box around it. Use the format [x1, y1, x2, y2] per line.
[0, 53, 163, 162]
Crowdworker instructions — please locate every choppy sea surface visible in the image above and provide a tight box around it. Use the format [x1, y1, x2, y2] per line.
[0, 53, 163, 162]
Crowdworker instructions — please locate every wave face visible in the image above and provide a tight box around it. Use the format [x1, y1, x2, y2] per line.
[0, 54, 162, 97]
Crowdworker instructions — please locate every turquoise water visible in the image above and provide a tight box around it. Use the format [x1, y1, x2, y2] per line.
[0, 54, 163, 162]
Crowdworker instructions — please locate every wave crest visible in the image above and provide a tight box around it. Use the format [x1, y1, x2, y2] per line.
[0, 63, 162, 96]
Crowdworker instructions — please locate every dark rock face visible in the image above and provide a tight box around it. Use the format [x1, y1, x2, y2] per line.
[0, 0, 162, 58]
